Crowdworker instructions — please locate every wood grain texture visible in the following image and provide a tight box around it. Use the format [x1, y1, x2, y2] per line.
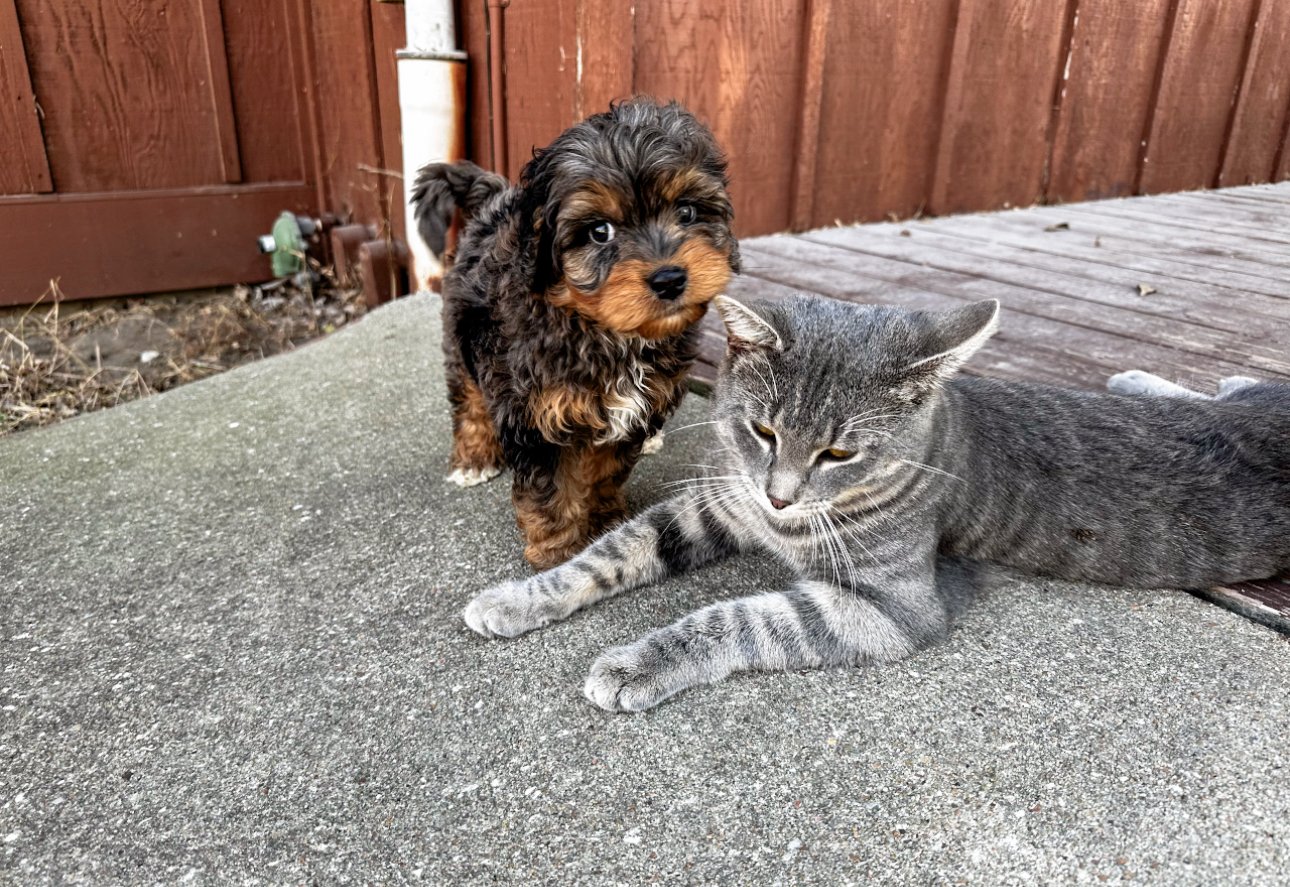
[0, 184, 314, 306]
[222, 0, 307, 184]
[879, 217, 1290, 326]
[931, 0, 1074, 215]
[1140, 0, 1260, 194]
[1280, 111, 1290, 181]
[788, 0, 830, 231]
[498, 0, 578, 182]
[1046, 0, 1174, 201]
[371, 0, 408, 241]
[456, 0, 492, 169]
[635, 0, 806, 236]
[196, 0, 242, 183]
[1220, 0, 1290, 186]
[694, 183, 1290, 391]
[575, 0, 634, 118]
[14, 0, 226, 191]
[803, 222, 1290, 336]
[752, 235, 1290, 378]
[811, 0, 957, 227]
[0, 0, 52, 195]
[947, 211, 1290, 298]
[307, 0, 386, 223]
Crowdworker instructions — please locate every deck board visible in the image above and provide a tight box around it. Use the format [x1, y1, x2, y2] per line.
[696, 182, 1290, 631]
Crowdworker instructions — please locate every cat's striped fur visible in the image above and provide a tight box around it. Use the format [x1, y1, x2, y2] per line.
[464, 294, 1290, 711]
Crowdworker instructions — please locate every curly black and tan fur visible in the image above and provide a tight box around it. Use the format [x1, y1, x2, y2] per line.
[412, 99, 740, 569]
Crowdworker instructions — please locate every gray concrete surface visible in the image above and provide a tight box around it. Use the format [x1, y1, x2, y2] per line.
[2, 293, 1288, 886]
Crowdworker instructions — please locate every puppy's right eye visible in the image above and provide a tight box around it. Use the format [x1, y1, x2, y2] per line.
[589, 221, 616, 244]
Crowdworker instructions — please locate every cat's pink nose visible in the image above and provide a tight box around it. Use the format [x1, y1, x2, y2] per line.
[769, 496, 792, 510]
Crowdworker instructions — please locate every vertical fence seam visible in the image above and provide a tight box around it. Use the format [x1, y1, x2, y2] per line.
[1134, 0, 1182, 194]
[1214, 0, 1265, 188]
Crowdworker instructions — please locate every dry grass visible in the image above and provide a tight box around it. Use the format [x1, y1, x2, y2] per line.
[0, 270, 365, 436]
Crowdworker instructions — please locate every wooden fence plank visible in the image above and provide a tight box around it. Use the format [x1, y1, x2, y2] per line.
[1046, 0, 1174, 202]
[788, 0, 830, 231]
[0, 184, 315, 306]
[457, 0, 492, 169]
[307, 0, 387, 223]
[196, 0, 243, 184]
[1220, 0, 1290, 186]
[0, 0, 53, 194]
[635, 0, 806, 236]
[1141, 0, 1260, 194]
[576, 0, 634, 118]
[500, 0, 578, 182]
[370, 0, 408, 242]
[931, 0, 1074, 215]
[13, 0, 226, 191]
[222, 0, 308, 184]
[809, 0, 957, 227]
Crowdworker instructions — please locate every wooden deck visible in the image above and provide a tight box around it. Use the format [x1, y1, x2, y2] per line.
[695, 182, 1290, 631]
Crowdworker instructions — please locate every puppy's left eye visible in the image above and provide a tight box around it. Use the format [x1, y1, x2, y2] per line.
[677, 204, 697, 225]
[589, 221, 616, 244]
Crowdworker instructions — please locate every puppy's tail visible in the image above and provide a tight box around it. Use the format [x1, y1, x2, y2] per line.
[410, 160, 508, 258]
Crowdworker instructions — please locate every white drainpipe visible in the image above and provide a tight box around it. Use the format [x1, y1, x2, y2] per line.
[398, 0, 467, 291]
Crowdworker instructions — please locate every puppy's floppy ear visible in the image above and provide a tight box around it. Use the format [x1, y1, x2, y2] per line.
[517, 146, 564, 292]
[715, 296, 783, 356]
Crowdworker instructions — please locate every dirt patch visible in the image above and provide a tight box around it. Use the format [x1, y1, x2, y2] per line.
[0, 276, 366, 436]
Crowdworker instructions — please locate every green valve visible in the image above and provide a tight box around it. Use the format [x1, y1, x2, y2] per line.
[257, 212, 321, 278]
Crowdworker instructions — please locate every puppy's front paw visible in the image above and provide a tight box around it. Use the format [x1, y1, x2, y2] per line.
[584, 642, 685, 713]
[641, 431, 665, 455]
[462, 580, 557, 639]
[447, 466, 503, 488]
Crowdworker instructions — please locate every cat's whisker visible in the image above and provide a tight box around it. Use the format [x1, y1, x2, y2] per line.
[665, 420, 720, 435]
[841, 413, 901, 430]
[660, 478, 750, 536]
[897, 459, 962, 482]
[659, 476, 745, 493]
[827, 508, 881, 567]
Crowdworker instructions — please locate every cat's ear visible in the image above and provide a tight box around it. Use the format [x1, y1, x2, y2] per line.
[714, 296, 783, 355]
[904, 299, 999, 389]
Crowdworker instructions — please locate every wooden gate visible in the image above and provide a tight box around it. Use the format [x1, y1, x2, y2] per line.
[0, 0, 406, 307]
[459, 0, 1290, 237]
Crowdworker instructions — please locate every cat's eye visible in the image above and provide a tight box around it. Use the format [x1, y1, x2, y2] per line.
[752, 421, 776, 441]
[677, 204, 697, 225]
[589, 221, 616, 244]
[820, 447, 856, 462]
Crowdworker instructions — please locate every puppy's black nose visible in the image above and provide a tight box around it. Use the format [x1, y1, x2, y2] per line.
[647, 266, 688, 301]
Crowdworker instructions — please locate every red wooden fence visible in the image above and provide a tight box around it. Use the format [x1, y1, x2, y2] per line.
[459, 0, 1290, 237]
[0, 0, 406, 307]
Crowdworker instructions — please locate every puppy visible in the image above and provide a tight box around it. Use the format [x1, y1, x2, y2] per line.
[411, 99, 740, 569]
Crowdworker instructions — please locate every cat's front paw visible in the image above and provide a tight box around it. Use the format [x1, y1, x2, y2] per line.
[462, 579, 557, 639]
[584, 642, 687, 712]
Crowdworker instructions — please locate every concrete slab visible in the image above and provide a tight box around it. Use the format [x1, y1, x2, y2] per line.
[3, 294, 1288, 885]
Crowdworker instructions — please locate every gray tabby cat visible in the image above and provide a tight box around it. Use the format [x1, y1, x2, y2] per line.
[463, 294, 1290, 711]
